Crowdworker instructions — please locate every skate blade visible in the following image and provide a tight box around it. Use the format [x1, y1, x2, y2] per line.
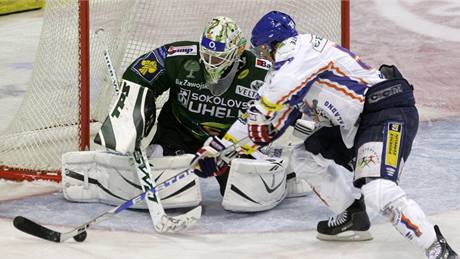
[317, 230, 373, 242]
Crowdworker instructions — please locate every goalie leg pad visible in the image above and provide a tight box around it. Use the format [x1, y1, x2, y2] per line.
[222, 158, 287, 212]
[261, 144, 311, 198]
[291, 144, 359, 213]
[62, 151, 201, 209]
[149, 154, 201, 209]
[362, 179, 436, 249]
[62, 151, 134, 205]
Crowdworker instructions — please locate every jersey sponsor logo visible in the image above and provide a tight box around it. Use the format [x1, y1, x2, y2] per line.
[324, 100, 345, 125]
[183, 60, 200, 79]
[250, 80, 264, 91]
[131, 51, 164, 83]
[311, 35, 328, 53]
[139, 60, 158, 75]
[167, 45, 197, 57]
[355, 142, 382, 180]
[178, 88, 191, 108]
[384, 122, 402, 170]
[177, 89, 248, 119]
[235, 85, 258, 99]
[357, 147, 379, 169]
[175, 78, 207, 90]
[237, 68, 249, 79]
[255, 58, 272, 70]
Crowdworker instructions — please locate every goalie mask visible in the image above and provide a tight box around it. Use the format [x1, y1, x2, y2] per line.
[199, 16, 246, 86]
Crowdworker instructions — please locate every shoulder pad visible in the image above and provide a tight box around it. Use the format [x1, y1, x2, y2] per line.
[130, 49, 166, 83]
[255, 58, 272, 70]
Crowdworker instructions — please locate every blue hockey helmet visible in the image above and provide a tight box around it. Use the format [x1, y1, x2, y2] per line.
[250, 11, 298, 49]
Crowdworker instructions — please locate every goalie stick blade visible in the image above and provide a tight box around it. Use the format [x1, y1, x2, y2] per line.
[155, 206, 202, 233]
[13, 216, 62, 242]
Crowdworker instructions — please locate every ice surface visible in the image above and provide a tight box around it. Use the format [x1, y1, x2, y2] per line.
[0, 119, 459, 237]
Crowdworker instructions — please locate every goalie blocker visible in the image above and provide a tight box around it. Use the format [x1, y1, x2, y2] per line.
[62, 146, 310, 212]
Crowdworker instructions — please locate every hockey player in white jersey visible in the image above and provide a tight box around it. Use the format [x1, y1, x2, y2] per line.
[192, 11, 457, 258]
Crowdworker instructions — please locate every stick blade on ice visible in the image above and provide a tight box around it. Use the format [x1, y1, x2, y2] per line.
[13, 216, 61, 242]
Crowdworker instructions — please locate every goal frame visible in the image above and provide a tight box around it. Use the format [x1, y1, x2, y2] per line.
[0, 0, 350, 182]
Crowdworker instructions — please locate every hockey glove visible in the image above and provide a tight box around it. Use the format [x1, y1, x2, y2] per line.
[247, 105, 278, 146]
[191, 136, 230, 178]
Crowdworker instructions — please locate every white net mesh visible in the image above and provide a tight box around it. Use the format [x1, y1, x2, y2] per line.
[0, 0, 346, 178]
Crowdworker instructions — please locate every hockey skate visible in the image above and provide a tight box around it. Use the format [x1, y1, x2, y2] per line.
[317, 197, 373, 241]
[426, 225, 458, 259]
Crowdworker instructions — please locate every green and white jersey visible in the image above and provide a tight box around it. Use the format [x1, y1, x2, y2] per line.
[122, 41, 270, 151]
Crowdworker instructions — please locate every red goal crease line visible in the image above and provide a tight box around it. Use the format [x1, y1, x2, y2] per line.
[0, 166, 61, 182]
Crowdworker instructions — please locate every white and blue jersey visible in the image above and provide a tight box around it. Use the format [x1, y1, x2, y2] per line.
[254, 34, 385, 148]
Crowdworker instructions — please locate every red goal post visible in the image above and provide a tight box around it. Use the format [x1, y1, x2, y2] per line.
[0, 0, 350, 182]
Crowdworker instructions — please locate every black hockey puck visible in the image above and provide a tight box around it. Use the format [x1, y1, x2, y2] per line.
[73, 231, 87, 242]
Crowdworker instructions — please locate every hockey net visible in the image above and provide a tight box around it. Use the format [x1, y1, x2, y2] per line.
[0, 0, 350, 182]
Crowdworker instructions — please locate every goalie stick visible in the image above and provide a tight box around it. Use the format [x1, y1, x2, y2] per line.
[132, 149, 201, 233]
[13, 138, 248, 242]
[96, 27, 202, 233]
[95, 28, 120, 94]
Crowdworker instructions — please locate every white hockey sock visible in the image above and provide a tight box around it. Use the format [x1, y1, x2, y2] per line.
[291, 145, 357, 213]
[362, 179, 437, 250]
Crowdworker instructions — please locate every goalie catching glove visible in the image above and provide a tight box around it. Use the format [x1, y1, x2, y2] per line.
[192, 136, 236, 178]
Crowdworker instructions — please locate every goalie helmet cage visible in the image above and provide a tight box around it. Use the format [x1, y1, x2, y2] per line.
[0, 0, 350, 182]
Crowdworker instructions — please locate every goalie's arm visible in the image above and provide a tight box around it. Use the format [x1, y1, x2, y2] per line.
[95, 44, 175, 153]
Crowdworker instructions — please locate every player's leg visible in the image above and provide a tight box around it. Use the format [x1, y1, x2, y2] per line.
[292, 126, 371, 241]
[356, 108, 457, 257]
[360, 67, 456, 256]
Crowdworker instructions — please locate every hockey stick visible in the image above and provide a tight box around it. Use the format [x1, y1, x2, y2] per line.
[13, 139, 247, 242]
[95, 27, 201, 233]
[13, 167, 198, 243]
[132, 149, 201, 233]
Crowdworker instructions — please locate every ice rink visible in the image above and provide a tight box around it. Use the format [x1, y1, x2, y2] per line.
[1, 0, 459, 258]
